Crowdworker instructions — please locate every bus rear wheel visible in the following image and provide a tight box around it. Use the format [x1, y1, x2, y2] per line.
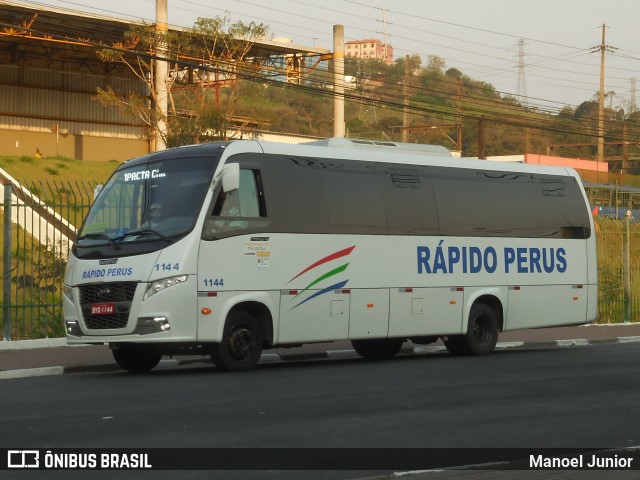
[112, 344, 162, 373]
[211, 311, 263, 371]
[445, 303, 498, 356]
[352, 338, 404, 359]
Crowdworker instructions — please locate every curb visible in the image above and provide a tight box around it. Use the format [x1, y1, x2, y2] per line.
[0, 338, 68, 350]
[2, 336, 640, 380]
[0, 366, 64, 380]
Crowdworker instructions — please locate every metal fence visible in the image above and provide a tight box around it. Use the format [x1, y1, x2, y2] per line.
[2, 180, 97, 340]
[1, 181, 639, 340]
[595, 216, 640, 323]
[586, 183, 640, 217]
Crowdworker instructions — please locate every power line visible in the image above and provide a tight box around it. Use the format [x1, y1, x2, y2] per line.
[30, 0, 640, 111]
[5, 3, 640, 146]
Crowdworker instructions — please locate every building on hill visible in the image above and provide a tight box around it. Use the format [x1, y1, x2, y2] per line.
[486, 153, 608, 181]
[345, 39, 393, 65]
[485, 153, 628, 212]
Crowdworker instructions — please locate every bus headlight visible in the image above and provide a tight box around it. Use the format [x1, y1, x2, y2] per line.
[144, 275, 188, 301]
[63, 284, 73, 301]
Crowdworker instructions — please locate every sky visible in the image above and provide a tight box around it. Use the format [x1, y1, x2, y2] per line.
[18, 0, 640, 114]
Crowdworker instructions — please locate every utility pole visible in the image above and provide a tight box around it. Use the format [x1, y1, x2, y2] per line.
[477, 117, 486, 160]
[592, 24, 616, 163]
[154, 0, 169, 151]
[623, 121, 629, 174]
[379, 8, 389, 64]
[402, 55, 410, 142]
[456, 77, 462, 153]
[597, 25, 606, 163]
[333, 24, 345, 138]
[624, 209, 632, 322]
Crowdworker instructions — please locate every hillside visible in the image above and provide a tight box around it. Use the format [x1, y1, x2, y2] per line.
[3, 54, 640, 182]
[0, 155, 119, 186]
[225, 56, 640, 167]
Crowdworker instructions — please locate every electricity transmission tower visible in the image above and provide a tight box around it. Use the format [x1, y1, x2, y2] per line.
[516, 39, 528, 107]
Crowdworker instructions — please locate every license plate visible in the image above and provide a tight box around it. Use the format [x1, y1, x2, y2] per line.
[91, 302, 115, 315]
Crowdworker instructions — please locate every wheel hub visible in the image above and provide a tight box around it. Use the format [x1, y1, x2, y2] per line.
[228, 326, 255, 360]
[473, 316, 491, 346]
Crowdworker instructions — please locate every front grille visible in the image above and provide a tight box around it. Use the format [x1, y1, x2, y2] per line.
[79, 282, 138, 330]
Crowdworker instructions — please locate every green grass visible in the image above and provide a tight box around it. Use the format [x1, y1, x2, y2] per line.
[0, 155, 120, 185]
[0, 155, 121, 231]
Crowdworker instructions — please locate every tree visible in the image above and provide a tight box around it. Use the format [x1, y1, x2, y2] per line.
[425, 55, 446, 75]
[575, 100, 598, 122]
[95, 15, 269, 147]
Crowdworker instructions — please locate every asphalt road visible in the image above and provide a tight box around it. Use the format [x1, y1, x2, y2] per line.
[2, 342, 640, 479]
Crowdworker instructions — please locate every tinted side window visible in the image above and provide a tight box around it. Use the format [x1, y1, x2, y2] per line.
[322, 160, 386, 234]
[261, 155, 331, 234]
[383, 167, 440, 235]
[431, 166, 590, 238]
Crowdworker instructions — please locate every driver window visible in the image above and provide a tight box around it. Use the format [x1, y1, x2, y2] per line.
[204, 169, 267, 239]
[212, 169, 261, 217]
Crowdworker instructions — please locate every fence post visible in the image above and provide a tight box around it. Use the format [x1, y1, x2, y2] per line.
[623, 210, 632, 323]
[3, 182, 12, 340]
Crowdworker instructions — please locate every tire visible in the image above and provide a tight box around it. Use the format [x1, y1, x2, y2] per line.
[112, 344, 162, 373]
[351, 338, 404, 359]
[211, 311, 263, 371]
[445, 303, 499, 356]
[444, 335, 471, 356]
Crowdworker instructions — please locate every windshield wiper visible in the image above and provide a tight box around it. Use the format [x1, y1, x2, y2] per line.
[75, 233, 121, 250]
[116, 229, 173, 244]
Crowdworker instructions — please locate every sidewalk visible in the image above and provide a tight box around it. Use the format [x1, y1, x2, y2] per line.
[2, 323, 640, 379]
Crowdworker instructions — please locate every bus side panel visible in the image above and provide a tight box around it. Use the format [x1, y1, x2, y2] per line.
[278, 289, 350, 343]
[348, 289, 390, 339]
[388, 287, 464, 337]
[505, 284, 588, 330]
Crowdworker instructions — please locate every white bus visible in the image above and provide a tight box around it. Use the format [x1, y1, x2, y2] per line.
[63, 138, 597, 372]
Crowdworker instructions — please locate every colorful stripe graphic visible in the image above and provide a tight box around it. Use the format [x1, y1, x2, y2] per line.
[286, 245, 356, 284]
[295, 263, 350, 298]
[287, 246, 356, 310]
[292, 280, 349, 309]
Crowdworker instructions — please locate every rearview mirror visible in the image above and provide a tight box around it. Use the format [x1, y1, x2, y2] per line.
[221, 163, 240, 192]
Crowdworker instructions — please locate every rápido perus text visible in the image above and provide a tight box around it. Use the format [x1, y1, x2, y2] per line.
[417, 242, 567, 275]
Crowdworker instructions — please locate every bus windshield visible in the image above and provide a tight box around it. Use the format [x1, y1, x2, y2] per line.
[77, 156, 218, 250]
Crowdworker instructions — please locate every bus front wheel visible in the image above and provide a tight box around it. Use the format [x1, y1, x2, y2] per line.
[445, 303, 498, 356]
[211, 311, 264, 371]
[112, 344, 162, 373]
